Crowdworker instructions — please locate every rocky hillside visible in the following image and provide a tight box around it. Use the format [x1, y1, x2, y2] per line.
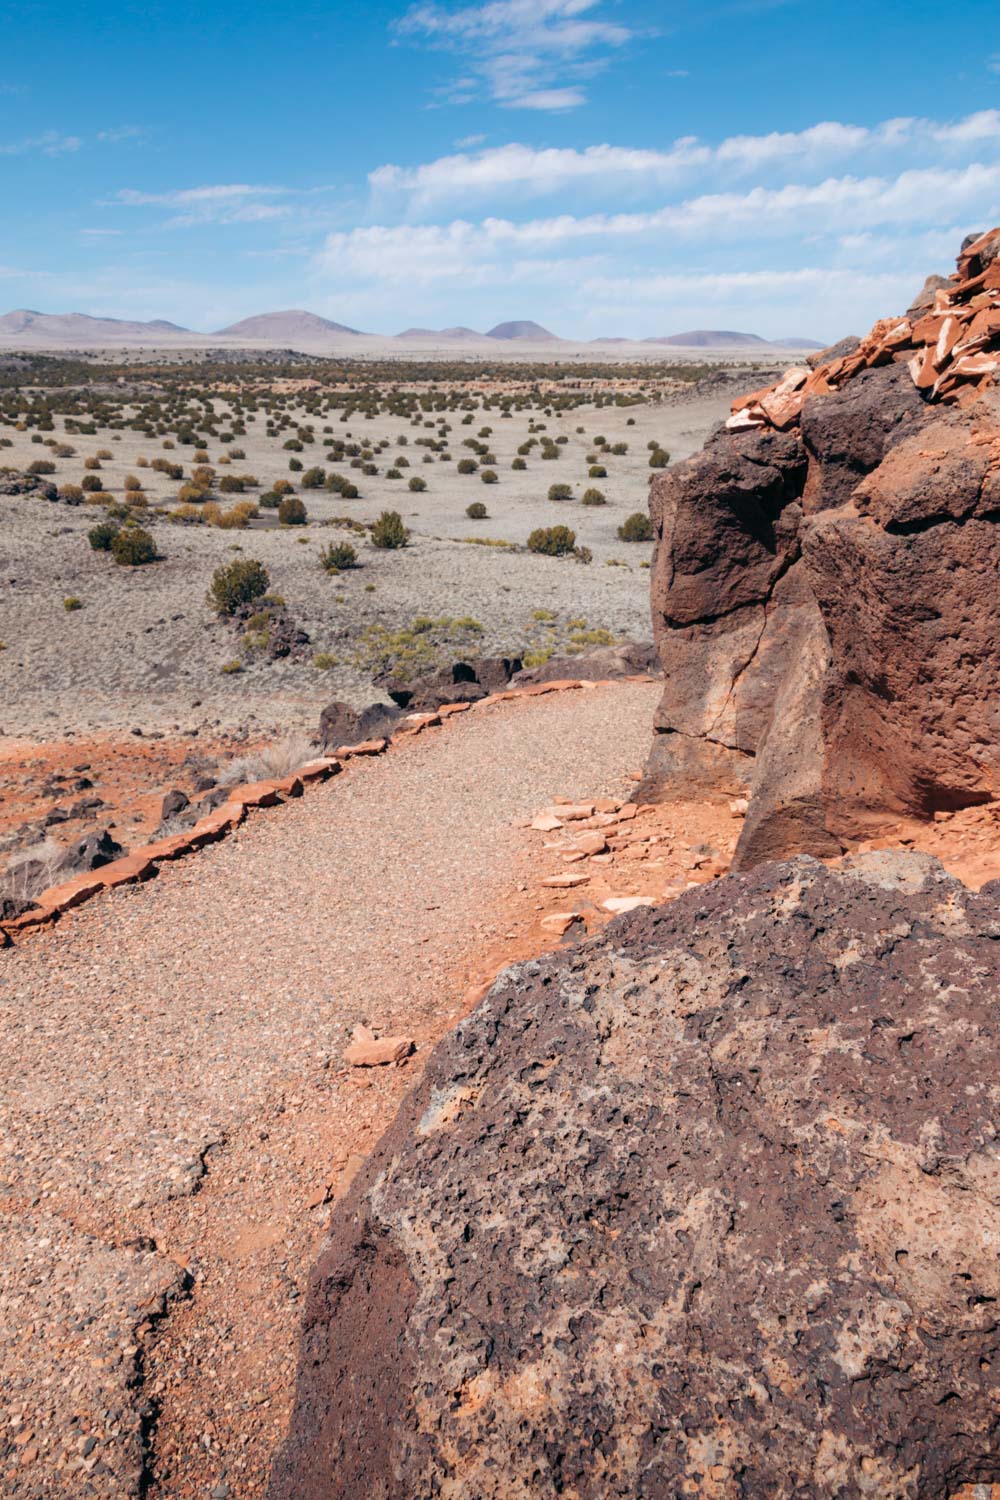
[271, 853, 998, 1497]
[644, 227, 1000, 867]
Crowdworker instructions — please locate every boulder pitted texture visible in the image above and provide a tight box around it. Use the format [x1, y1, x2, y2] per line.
[272, 854, 999, 1499]
[646, 231, 1000, 864]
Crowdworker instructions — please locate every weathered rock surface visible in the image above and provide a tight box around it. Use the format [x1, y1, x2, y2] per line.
[645, 230, 1000, 864]
[512, 640, 659, 686]
[272, 853, 999, 1498]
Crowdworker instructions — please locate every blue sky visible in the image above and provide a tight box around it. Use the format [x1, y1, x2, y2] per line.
[1, 0, 998, 340]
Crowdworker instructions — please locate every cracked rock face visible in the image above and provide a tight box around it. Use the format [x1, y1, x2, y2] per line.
[645, 362, 1000, 865]
[271, 854, 999, 1499]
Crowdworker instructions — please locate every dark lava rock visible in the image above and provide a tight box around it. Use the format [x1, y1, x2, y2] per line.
[645, 245, 1000, 864]
[65, 828, 125, 871]
[0, 472, 59, 503]
[160, 788, 190, 822]
[512, 640, 659, 686]
[272, 853, 999, 1499]
[318, 700, 402, 750]
[380, 656, 523, 712]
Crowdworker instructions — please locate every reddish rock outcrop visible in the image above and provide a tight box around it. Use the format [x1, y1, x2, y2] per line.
[645, 230, 1000, 865]
[271, 854, 999, 1498]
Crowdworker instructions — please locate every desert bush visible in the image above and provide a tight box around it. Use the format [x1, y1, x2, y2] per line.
[228, 447, 246, 460]
[28, 458, 55, 474]
[547, 483, 572, 501]
[300, 466, 326, 489]
[88, 520, 119, 550]
[320, 541, 358, 572]
[588, 464, 607, 478]
[648, 448, 670, 468]
[408, 475, 427, 492]
[581, 488, 606, 505]
[618, 511, 654, 542]
[466, 501, 488, 519]
[123, 474, 142, 492]
[278, 495, 307, 525]
[54, 443, 75, 458]
[209, 558, 270, 615]
[218, 474, 245, 494]
[610, 442, 628, 455]
[111, 526, 157, 565]
[214, 501, 258, 529]
[59, 484, 84, 504]
[272, 478, 294, 495]
[177, 482, 207, 504]
[63, 596, 82, 611]
[511, 457, 527, 470]
[84, 456, 101, 471]
[527, 525, 576, 556]
[283, 438, 303, 451]
[480, 469, 497, 484]
[386, 468, 402, 480]
[169, 503, 204, 525]
[370, 510, 410, 549]
[96, 448, 113, 461]
[191, 465, 214, 489]
[456, 458, 477, 475]
[288, 457, 303, 472]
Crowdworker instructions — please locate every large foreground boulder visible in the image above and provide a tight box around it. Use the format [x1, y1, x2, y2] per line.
[272, 854, 998, 1499]
[644, 229, 1000, 865]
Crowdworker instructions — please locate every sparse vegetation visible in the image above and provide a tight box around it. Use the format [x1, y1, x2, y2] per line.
[111, 526, 157, 566]
[618, 511, 654, 541]
[527, 525, 576, 556]
[370, 510, 410, 549]
[209, 558, 270, 615]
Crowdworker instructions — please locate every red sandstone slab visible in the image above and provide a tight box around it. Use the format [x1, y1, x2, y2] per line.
[228, 780, 283, 809]
[437, 702, 472, 718]
[335, 738, 388, 757]
[36, 873, 105, 911]
[297, 757, 341, 783]
[99, 853, 157, 889]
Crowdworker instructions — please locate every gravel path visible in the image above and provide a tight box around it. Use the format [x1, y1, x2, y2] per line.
[0, 680, 658, 1497]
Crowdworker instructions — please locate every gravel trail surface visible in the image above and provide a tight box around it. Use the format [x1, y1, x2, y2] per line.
[0, 681, 658, 1497]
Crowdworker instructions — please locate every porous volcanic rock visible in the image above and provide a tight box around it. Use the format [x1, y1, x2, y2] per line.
[645, 231, 1000, 864]
[271, 853, 999, 1499]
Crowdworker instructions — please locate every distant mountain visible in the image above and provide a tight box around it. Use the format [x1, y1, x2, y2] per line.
[396, 325, 483, 341]
[214, 310, 363, 339]
[644, 329, 824, 350]
[645, 329, 772, 348]
[0, 309, 193, 342]
[486, 320, 559, 341]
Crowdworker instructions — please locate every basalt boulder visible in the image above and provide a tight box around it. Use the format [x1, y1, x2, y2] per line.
[644, 231, 1000, 865]
[271, 853, 999, 1499]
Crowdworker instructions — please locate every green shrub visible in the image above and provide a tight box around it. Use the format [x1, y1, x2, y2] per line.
[481, 469, 497, 484]
[300, 466, 326, 489]
[588, 464, 607, 478]
[618, 511, 654, 542]
[581, 488, 606, 506]
[278, 495, 307, 525]
[408, 475, 427, 492]
[218, 474, 245, 493]
[527, 525, 576, 556]
[466, 501, 488, 519]
[111, 526, 157, 566]
[456, 458, 477, 475]
[59, 484, 84, 505]
[283, 438, 303, 451]
[511, 457, 527, 470]
[370, 510, 410, 549]
[272, 478, 295, 496]
[648, 448, 670, 468]
[209, 558, 270, 615]
[547, 483, 572, 502]
[88, 520, 119, 551]
[288, 457, 303, 472]
[28, 458, 55, 474]
[320, 541, 358, 572]
[63, 596, 82, 611]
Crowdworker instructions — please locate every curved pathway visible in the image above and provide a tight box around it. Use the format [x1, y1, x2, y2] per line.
[0, 681, 659, 1498]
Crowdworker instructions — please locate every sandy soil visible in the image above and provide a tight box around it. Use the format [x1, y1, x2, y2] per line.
[0, 380, 737, 740]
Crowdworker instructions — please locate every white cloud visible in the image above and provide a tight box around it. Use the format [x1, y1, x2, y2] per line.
[370, 109, 1000, 203]
[114, 183, 289, 206]
[321, 161, 1000, 290]
[396, 0, 634, 109]
[0, 131, 81, 157]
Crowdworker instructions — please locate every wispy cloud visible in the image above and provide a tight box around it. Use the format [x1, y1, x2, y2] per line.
[371, 109, 1000, 202]
[396, 0, 635, 109]
[0, 131, 82, 157]
[109, 183, 295, 228]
